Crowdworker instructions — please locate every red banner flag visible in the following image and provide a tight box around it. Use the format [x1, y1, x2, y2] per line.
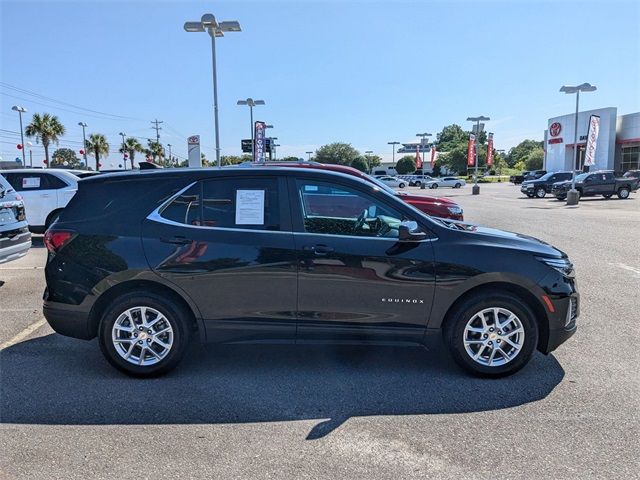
[430, 146, 436, 167]
[467, 134, 476, 167]
[415, 145, 423, 169]
[487, 133, 494, 166]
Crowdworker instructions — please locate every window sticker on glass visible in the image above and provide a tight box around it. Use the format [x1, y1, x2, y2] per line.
[235, 189, 265, 225]
[304, 185, 319, 192]
[23, 177, 40, 189]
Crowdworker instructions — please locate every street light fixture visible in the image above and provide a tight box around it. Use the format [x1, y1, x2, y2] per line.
[365, 150, 374, 173]
[387, 141, 400, 165]
[415, 133, 431, 173]
[78, 122, 88, 167]
[119, 132, 126, 169]
[11, 106, 27, 167]
[305, 151, 313, 161]
[560, 83, 597, 205]
[184, 14, 242, 168]
[167, 143, 173, 166]
[237, 98, 265, 158]
[267, 137, 278, 161]
[466, 116, 490, 195]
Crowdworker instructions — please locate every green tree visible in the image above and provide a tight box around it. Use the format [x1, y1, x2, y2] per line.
[85, 133, 109, 171]
[145, 140, 164, 163]
[278, 156, 302, 162]
[221, 155, 252, 166]
[24, 113, 66, 167]
[436, 124, 468, 150]
[507, 139, 543, 167]
[524, 148, 545, 170]
[350, 157, 369, 172]
[364, 154, 382, 170]
[120, 137, 144, 169]
[51, 148, 82, 168]
[314, 142, 360, 165]
[395, 155, 416, 174]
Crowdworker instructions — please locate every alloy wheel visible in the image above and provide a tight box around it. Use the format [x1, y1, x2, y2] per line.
[111, 306, 174, 366]
[463, 307, 525, 367]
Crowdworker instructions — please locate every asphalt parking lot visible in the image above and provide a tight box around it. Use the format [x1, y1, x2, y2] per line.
[1, 182, 639, 479]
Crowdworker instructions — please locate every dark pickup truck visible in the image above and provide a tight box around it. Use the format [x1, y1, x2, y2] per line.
[521, 171, 573, 198]
[551, 171, 639, 200]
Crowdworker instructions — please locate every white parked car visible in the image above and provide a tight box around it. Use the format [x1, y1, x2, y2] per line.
[0, 169, 79, 233]
[375, 175, 407, 188]
[426, 177, 466, 189]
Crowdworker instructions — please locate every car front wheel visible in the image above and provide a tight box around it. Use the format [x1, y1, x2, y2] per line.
[98, 292, 191, 377]
[430, 183, 438, 189]
[454, 183, 461, 188]
[535, 187, 546, 198]
[399, 182, 406, 188]
[443, 292, 538, 377]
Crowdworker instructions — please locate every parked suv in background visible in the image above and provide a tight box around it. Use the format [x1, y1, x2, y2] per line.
[524, 170, 547, 181]
[43, 167, 578, 378]
[0, 169, 78, 233]
[0, 173, 31, 264]
[521, 171, 573, 198]
[551, 170, 639, 200]
[408, 175, 433, 187]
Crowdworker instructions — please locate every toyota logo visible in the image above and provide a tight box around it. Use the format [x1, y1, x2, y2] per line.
[549, 122, 562, 137]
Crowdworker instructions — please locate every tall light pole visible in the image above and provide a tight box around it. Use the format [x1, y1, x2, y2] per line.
[268, 137, 277, 161]
[560, 83, 597, 205]
[306, 151, 313, 161]
[11, 106, 27, 167]
[119, 132, 126, 169]
[27, 141, 33, 168]
[184, 14, 242, 168]
[387, 141, 400, 166]
[365, 150, 374, 173]
[237, 98, 265, 158]
[416, 133, 431, 173]
[273, 143, 280, 161]
[167, 143, 173, 165]
[466, 116, 490, 195]
[78, 122, 88, 167]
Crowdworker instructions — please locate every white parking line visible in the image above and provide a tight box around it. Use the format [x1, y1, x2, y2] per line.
[0, 318, 47, 351]
[610, 263, 640, 279]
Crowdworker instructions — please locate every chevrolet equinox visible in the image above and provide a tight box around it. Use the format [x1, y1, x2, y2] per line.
[43, 167, 578, 377]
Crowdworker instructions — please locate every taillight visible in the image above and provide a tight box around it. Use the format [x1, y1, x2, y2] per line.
[44, 230, 75, 253]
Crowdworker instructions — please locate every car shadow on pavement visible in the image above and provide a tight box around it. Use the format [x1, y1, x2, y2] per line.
[0, 334, 565, 439]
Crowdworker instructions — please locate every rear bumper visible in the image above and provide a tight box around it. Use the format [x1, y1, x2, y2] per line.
[43, 298, 94, 340]
[0, 227, 31, 264]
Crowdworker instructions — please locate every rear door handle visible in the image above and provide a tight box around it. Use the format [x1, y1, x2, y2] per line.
[303, 244, 334, 255]
[160, 236, 193, 245]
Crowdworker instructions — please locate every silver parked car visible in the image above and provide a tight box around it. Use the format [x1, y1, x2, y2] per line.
[0, 173, 31, 264]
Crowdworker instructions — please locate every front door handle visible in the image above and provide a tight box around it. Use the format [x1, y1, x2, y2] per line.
[160, 236, 193, 245]
[303, 244, 334, 255]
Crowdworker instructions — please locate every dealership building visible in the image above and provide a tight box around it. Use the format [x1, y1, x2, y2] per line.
[544, 108, 640, 173]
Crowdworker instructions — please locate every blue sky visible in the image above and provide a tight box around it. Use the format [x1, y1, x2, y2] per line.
[1, 0, 639, 167]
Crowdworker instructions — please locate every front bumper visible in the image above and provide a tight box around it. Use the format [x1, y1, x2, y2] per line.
[521, 184, 534, 195]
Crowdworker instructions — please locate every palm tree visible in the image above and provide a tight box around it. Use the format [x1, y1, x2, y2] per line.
[145, 140, 164, 163]
[85, 133, 109, 171]
[24, 113, 66, 167]
[120, 137, 143, 169]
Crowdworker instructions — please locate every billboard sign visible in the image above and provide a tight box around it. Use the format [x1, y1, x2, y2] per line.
[253, 122, 266, 162]
[583, 115, 600, 167]
[187, 135, 201, 168]
[242, 138, 272, 154]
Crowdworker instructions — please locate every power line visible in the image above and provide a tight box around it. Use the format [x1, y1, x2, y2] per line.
[151, 119, 163, 142]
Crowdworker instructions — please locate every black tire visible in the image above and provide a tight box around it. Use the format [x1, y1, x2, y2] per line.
[556, 195, 566, 201]
[526, 193, 534, 198]
[430, 183, 438, 189]
[98, 291, 192, 377]
[454, 183, 461, 188]
[617, 187, 630, 199]
[414, 181, 421, 187]
[535, 187, 546, 198]
[399, 182, 406, 189]
[603, 194, 612, 199]
[443, 292, 539, 377]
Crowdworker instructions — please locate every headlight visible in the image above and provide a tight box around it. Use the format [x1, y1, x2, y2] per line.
[447, 206, 463, 215]
[536, 256, 573, 276]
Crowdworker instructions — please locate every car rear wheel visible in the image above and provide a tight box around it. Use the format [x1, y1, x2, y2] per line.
[535, 187, 546, 198]
[443, 292, 538, 377]
[98, 292, 191, 377]
[617, 187, 630, 199]
[430, 183, 438, 189]
[454, 183, 461, 188]
[399, 182, 406, 188]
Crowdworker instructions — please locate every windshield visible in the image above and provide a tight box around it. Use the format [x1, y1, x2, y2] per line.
[575, 173, 590, 182]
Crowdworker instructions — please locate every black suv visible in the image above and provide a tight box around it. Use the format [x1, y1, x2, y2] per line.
[43, 168, 578, 377]
[521, 171, 573, 198]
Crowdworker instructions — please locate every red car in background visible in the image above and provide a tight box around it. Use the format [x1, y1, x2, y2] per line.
[251, 162, 464, 221]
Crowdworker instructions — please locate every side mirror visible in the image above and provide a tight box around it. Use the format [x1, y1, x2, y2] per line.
[398, 220, 427, 242]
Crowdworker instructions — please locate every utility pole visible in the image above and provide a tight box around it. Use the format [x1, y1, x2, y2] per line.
[151, 119, 163, 143]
